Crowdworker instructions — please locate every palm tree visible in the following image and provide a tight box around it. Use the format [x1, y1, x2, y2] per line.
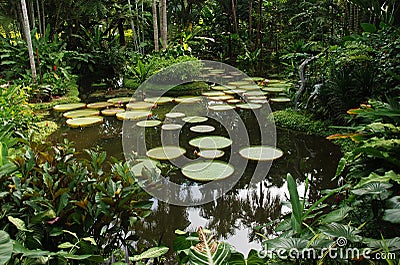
[152, 0, 159, 51]
[161, 0, 167, 50]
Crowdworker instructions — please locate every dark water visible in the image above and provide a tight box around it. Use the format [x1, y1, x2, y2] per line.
[48, 102, 342, 258]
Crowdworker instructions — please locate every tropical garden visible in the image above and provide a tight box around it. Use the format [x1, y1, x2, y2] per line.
[0, 0, 400, 264]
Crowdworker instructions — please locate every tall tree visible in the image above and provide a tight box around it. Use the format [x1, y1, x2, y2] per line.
[152, 0, 159, 51]
[161, 0, 167, 50]
[20, 0, 37, 82]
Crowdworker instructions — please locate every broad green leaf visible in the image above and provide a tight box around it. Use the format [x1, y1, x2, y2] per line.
[8, 216, 33, 232]
[58, 242, 75, 249]
[383, 209, 400, 224]
[355, 171, 400, 188]
[82, 237, 97, 246]
[319, 223, 362, 242]
[264, 237, 308, 251]
[189, 242, 230, 265]
[0, 231, 12, 264]
[361, 23, 376, 33]
[131, 246, 169, 261]
[287, 174, 303, 233]
[352, 182, 392, 200]
[365, 237, 400, 251]
[321, 206, 352, 224]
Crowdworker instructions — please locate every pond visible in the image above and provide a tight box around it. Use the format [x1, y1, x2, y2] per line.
[48, 98, 342, 259]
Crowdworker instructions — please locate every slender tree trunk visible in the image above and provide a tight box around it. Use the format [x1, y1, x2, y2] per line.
[161, 0, 167, 50]
[21, 0, 37, 82]
[118, 18, 126, 46]
[141, 1, 145, 53]
[231, 0, 238, 34]
[36, 0, 42, 34]
[41, 0, 45, 33]
[256, 0, 262, 48]
[29, 0, 35, 30]
[249, 0, 253, 39]
[152, 0, 159, 52]
[127, 0, 139, 51]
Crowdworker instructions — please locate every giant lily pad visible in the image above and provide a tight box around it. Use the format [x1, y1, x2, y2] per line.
[197, 150, 224, 159]
[53, 103, 86, 112]
[224, 89, 246, 95]
[243, 77, 265, 82]
[207, 95, 234, 101]
[182, 116, 208, 123]
[101, 108, 125, 116]
[136, 120, 162, 127]
[146, 146, 186, 160]
[211, 85, 229, 91]
[189, 136, 232, 149]
[239, 85, 261, 90]
[126, 102, 155, 110]
[208, 105, 236, 111]
[63, 109, 99, 118]
[239, 146, 283, 161]
[249, 99, 269, 104]
[190, 125, 215, 133]
[228, 81, 251, 87]
[244, 91, 268, 97]
[107, 97, 135, 105]
[87, 102, 113, 109]
[262, 87, 286, 93]
[144, 96, 174, 104]
[236, 103, 262, 110]
[165, 112, 185, 119]
[116, 111, 151, 121]
[161, 124, 183, 130]
[270, 97, 291, 103]
[66, 117, 103, 128]
[182, 161, 234, 181]
[174, 96, 202, 104]
[227, 99, 241, 104]
[202, 91, 225, 97]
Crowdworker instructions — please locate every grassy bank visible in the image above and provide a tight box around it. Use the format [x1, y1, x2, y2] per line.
[272, 108, 355, 151]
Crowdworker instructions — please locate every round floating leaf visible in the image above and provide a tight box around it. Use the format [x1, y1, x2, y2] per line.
[182, 161, 234, 181]
[211, 85, 229, 91]
[266, 79, 284, 84]
[136, 120, 162, 127]
[207, 95, 234, 101]
[144, 96, 174, 104]
[197, 150, 224, 159]
[236, 103, 262, 110]
[165, 112, 185, 119]
[190, 125, 215, 133]
[189, 136, 232, 149]
[53, 103, 86, 112]
[249, 99, 269, 104]
[227, 99, 241, 104]
[182, 116, 208, 123]
[239, 85, 261, 90]
[131, 159, 160, 177]
[101, 108, 125, 116]
[221, 75, 234, 79]
[262, 87, 286, 93]
[228, 81, 251, 87]
[247, 96, 268, 100]
[239, 146, 283, 161]
[107, 97, 135, 104]
[208, 105, 236, 111]
[224, 89, 246, 95]
[244, 91, 267, 97]
[202, 91, 225, 97]
[66, 117, 103, 128]
[270, 97, 291, 103]
[268, 82, 292, 87]
[126, 102, 155, 110]
[87, 102, 113, 109]
[243, 77, 265, 82]
[63, 109, 99, 118]
[146, 146, 186, 160]
[209, 69, 225, 74]
[162, 124, 183, 130]
[116, 111, 151, 121]
[174, 96, 202, 104]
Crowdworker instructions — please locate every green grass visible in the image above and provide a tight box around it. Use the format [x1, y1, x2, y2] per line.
[272, 108, 355, 151]
[32, 120, 59, 142]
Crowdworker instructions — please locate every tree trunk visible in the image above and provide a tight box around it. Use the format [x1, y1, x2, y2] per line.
[255, 0, 262, 48]
[231, 0, 238, 34]
[41, 0, 45, 33]
[118, 18, 126, 46]
[249, 0, 253, 39]
[36, 0, 42, 34]
[127, 0, 139, 51]
[161, 0, 168, 50]
[29, 0, 35, 30]
[21, 0, 37, 82]
[152, 0, 159, 52]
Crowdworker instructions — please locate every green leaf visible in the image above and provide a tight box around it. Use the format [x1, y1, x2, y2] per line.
[321, 206, 352, 224]
[352, 182, 392, 200]
[58, 242, 75, 249]
[286, 174, 303, 233]
[8, 216, 33, 232]
[0, 231, 12, 264]
[355, 171, 400, 188]
[82, 237, 97, 246]
[365, 237, 400, 251]
[334, 157, 346, 178]
[361, 23, 376, 33]
[131, 246, 169, 261]
[189, 242, 230, 265]
[383, 209, 400, 223]
[319, 223, 362, 242]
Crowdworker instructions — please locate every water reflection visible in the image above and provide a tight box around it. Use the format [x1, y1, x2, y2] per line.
[48, 103, 342, 256]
